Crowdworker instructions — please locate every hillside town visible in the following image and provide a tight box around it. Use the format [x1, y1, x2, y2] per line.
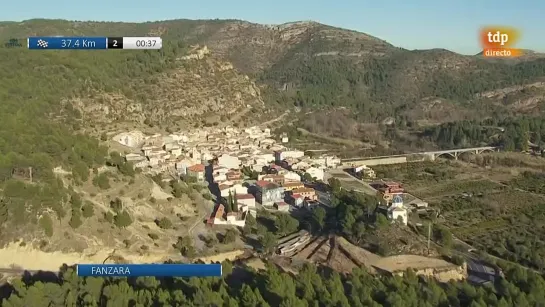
[113, 126, 343, 228]
[111, 125, 435, 230]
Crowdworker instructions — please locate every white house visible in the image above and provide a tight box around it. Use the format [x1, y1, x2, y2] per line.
[219, 184, 234, 198]
[171, 147, 182, 157]
[175, 159, 193, 175]
[274, 201, 290, 212]
[201, 151, 214, 163]
[149, 157, 160, 166]
[217, 154, 241, 170]
[292, 161, 310, 170]
[214, 173, 227, 183]
[113, 131, 145, 148]
[134, 160, 150, 169]
[289, 193, 305, 207]
[305, 167, 324, 181]
[325, 156, 341, 168]
[387, 195, 408, 225]
[251, 163, 265, 172]
[232, 183, 248, 195]
[258, 153, 275, 163]
[280, 171, 300, 182]
[209, 204, 247, 227]
[274, 150, 305, 162]
[213, 166, 230, 176]
[236, 194, 256, 208]
[125, 153, 145, 162]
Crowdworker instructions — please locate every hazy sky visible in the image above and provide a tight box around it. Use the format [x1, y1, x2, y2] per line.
[3, 0, 544, 55]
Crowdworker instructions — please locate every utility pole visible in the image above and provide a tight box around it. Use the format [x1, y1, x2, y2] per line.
[427, 221, 432, 255]
[427, 210, 438, 255]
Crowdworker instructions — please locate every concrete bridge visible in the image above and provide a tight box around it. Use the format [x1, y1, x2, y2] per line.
[427, 146, 499, 160]
[341, 146, 499, 166]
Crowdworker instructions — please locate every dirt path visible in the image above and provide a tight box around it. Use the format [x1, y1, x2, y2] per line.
[197, 250, 245, 263]
[261, 111, 289, 127]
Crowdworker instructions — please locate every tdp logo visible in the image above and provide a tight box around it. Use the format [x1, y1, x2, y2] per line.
[487, 31, 509, 46]
[479, 26, 521, 57]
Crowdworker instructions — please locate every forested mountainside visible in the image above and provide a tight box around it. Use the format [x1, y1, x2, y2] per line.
[3, 260, 545, 307]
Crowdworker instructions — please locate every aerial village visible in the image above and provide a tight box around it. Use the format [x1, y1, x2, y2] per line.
[110, 126, 500, 284]
[112, 126, 342, 228]
[112, 125, 433, 231]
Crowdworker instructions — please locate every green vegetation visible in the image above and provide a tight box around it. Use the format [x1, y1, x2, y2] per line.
[424, 116, 545, 150]
[274, 214, 299, 236]
[39, 213, 53, 237]
[379, 157, 545, 271]
[174, 236, 196, 257]
[107, 152, 135, 177]
[0, 20, 191, 235]
[114, 210, 132, 228]
[222, 228, 237, 244]
[156, 217, 173, 229]
[81, 202, 94, 218]
[4, 260, 545, 306]
[92, 172, 111, 189]
[262, 50, 545, 121]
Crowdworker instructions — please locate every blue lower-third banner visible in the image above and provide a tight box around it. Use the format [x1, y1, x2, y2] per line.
[77, 263, 222, 277]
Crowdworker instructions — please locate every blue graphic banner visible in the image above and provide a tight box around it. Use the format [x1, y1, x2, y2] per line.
[28, 37, 107, 50]
[76, 263, 222, 277]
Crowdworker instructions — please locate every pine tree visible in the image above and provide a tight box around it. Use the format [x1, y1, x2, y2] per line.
[233, 191, 238, 212]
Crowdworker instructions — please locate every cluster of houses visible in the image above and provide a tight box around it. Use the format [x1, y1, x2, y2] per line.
[205, 152, 332, 227]
[371, 181, 429, 225]
[114, 127, 340, 178]
[114, 126, 342, 228]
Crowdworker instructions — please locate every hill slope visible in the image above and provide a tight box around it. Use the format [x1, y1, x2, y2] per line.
[3, 18, 545, 126]
[1, 18, 545, 251]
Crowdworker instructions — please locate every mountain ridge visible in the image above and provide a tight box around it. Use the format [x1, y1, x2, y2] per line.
[2, 18, 545, 128]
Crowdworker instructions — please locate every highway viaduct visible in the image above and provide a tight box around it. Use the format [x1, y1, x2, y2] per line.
[340, 146, 499, 167]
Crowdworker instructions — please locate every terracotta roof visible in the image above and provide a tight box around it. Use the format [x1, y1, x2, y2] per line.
[293, 187, 315, 194]
[236, 193, 255, 200]
[283, 181, 303, 187]
[263, 174, 283, 179]
[188, 164, 205, 172]
[291, 193, 304, 199]
[275, 201, 288, 206]
[255, 180, 271, 188]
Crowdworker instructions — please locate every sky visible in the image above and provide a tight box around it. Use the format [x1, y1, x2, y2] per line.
[3, 0, 544, 55]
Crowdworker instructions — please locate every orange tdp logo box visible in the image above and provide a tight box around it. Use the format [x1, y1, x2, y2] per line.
[479, 26, 522, 57]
